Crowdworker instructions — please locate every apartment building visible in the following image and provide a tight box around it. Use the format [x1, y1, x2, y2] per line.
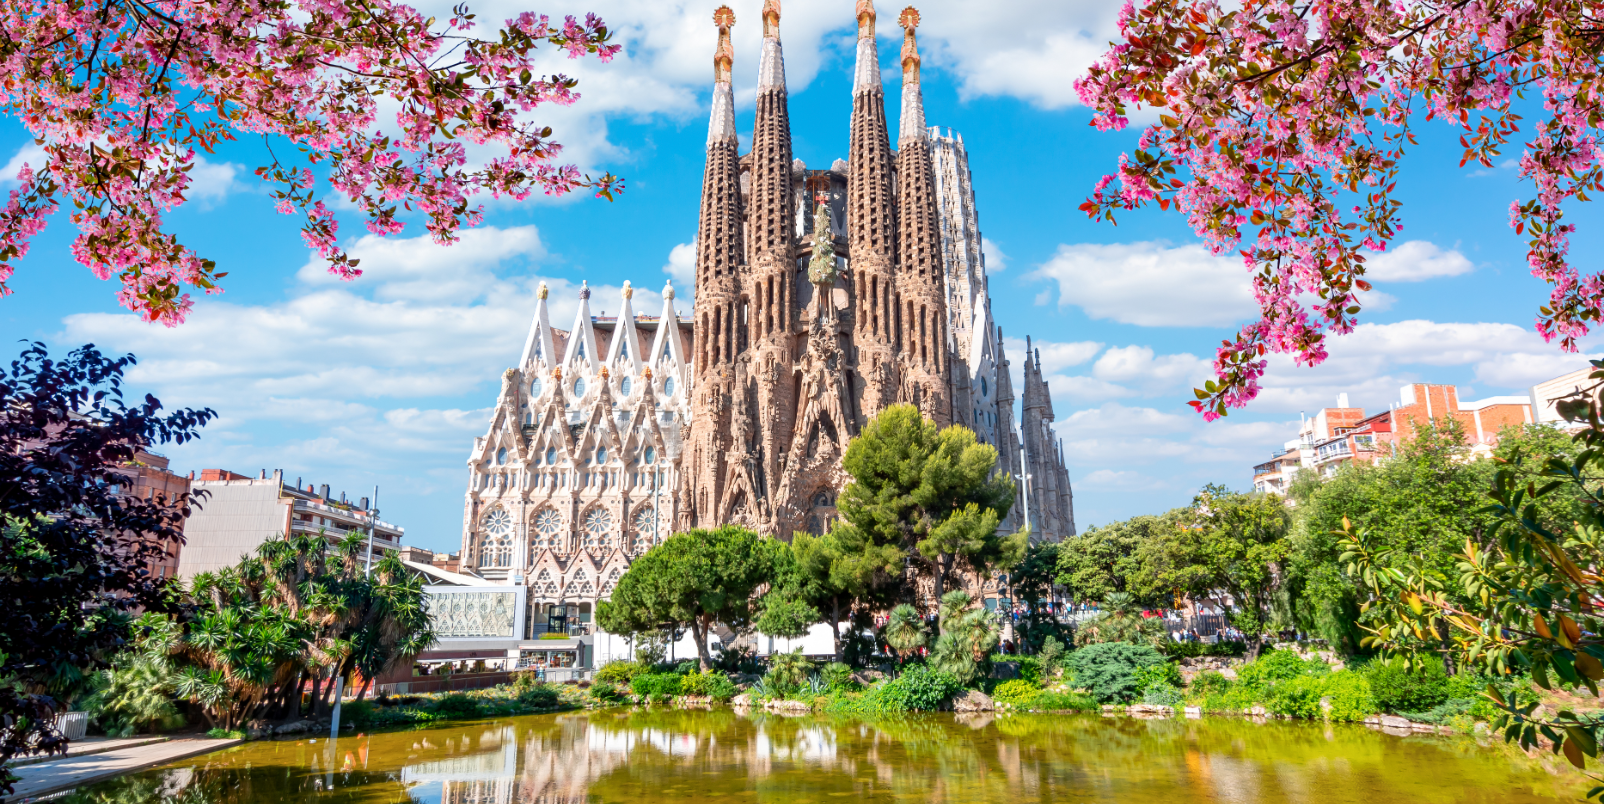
[114, 449, 191, 579]
[1253, 381, 1542, 492]
[177, 468, 404, 577]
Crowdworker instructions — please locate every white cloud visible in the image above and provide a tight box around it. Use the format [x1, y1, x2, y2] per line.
[185, 156, 245, 206]
[1003, 336, 1100, 374]
[0, 142, 45, 184]
[1029, 241, 1254, 327]
[1078, 469, 1165, 491]
[662, 241, 696, 293]
[296, 225, 545, 304]
[981, 237, 1008, 272]
[1091, 345, 1211, 393]
[392, 0, 1128, 181]
[60, 225, 659, 449]
[1248, 319, 1601, 413]
[1363, 241, 1473, 282]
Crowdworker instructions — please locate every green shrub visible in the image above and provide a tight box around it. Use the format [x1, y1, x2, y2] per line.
[1321, 670, 1376, 722]
[538, 632, 570, 640]
[704, 673, 737, 702]
[1265, 675, 1327, 719]
[589, 681, 625, 703]
[878, 664, 962, 712]
[206, 728, 247, 740]
[1141, 681, 1184, 707]
[516, 684, 560, 709]
[1236, 650, 1312, 689]
[1038, 636, 1066, 675]
[630, 673, 683, 699]
[1030, 690, 1098, 712]
[1159, 640, 1247, 659]
[1366, 657, 1450, 713]
[992, 679, 1040, 705]
[430, 693, 481, 719]
[766, 649, 812, 693]
[1133, 662, 1182, 696]
[596, 660, 649, 686]
[1015, 656, 1042, 685]
[821, 662, 855, 692]
[341, 700, 376, 727]
[1064, 642, 1166, 703]
[1190, 671, 1234, 698]
[677, 669, 736, 700]
[1397, 696, 1474, 725]
[678, 670, 710, 696]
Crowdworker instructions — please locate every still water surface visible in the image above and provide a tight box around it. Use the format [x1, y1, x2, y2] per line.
[58, 709, 1581, 803]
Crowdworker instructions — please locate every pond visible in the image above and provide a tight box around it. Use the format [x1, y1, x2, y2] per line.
[58, 709, 1581, 803]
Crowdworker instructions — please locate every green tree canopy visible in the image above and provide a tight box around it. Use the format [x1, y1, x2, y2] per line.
[833, 405, 1026, 601]
[1055, 515, 1177, 606]
[1135, 486, 1291, 657]
[1281, 419, 1584, 650]
[596, 525, 776, 670]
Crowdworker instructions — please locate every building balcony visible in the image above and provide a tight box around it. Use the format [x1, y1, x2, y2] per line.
[1313, 440, 1353, 464]
[289, 518, 402, 548]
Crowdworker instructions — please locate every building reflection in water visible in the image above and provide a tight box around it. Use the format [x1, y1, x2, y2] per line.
[397, 713, 856, 804]
[69, 708, 1578, 804]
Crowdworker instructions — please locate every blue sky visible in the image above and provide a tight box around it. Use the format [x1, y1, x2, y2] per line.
[3, 0, 1599, 554]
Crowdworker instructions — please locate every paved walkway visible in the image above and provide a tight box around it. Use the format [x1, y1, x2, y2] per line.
[7, 736, 169, 768]
[4, 737, 241, 802]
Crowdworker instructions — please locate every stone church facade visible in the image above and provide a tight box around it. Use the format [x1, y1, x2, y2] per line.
[458, 0, 1075, 632]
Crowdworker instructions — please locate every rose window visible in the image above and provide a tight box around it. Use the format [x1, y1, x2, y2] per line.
[582, 507, 614, 550]
[480, 508, 514, 567]
[531, 508, 563, 553]
[631, 506, 658, 551]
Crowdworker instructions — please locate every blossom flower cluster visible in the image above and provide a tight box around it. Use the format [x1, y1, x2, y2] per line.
[1076, 0, 1600, 419]
[0, 0, 623, 326]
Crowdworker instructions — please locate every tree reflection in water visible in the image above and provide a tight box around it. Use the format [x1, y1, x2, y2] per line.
[55, 709, 1582, 804]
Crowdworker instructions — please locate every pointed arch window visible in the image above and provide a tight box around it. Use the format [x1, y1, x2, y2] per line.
[620, 377, 632, 397]
[574, 377, 587, 396]
[664, 376, 676, 397]
[496, 447, 507, 465]
[545, 447, 557, 465]
[530, 377, 543, 397]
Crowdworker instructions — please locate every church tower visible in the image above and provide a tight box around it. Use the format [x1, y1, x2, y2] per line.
[747, 0, 798, 505]
[846, 0, 900, 421]
[892, 7, 951, 426]
[684, 6, 748, 530]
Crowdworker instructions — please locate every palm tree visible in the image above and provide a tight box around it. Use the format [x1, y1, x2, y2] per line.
[156, 530, 434, 728]
[1075, 591, 1167, 648]
[882, 604, 928, 667]
[930, 591, 1000, 685]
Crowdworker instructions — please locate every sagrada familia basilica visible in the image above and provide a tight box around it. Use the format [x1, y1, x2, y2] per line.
[458, 1, 1075, 614]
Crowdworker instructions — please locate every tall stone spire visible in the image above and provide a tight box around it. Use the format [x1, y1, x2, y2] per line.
[847, 0, 900, 421]
[892, 6, 950, 425]
[687, 5, 747, 530]
[896, 7, 926, 149]
[747, 0, 798, 506]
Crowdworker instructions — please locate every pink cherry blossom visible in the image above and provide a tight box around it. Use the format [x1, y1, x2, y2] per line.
[1077, 0, 1599, 418]
[0, 1, 624, 326]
